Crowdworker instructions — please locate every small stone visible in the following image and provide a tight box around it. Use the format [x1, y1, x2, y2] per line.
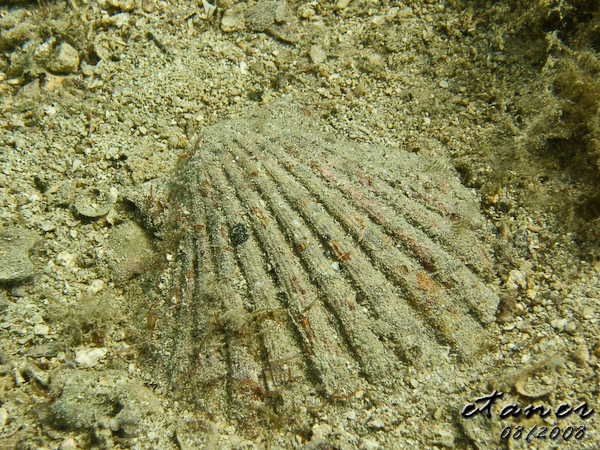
[0, 227, 37, 284]
[142, 0, 154, 13]
[515, 373, 556, 398]
[22, 364, 50, 387]
[311, 423, 332, 440]
[409, 378, 419, 389]
[59, 438, 78, 450]
[506, 269, 526, 290]
[74, 347, 108, 367]
[81, 62, 95, 76]
[335, 0, 351, 10]
[310, 44, 327, 65]
[298, 3, 315, 18]
[368, 417, 385, 429]
[0, 407, 7, 429]
[108, 222, 154, 283]
[72, 158, 82, 172]
[430, 424, 455, 448]
[201, 0, 216, 19]
[26, 343, 59, 358]
[12, 367, 25, 386]
[88, 279, 104, 294]
[34, 323, 49, 336]
[386, 7, 400, 20]
[564, 321, 577, 333]
[40, 220, 56, 232]
[571, 345, 590, 366]
[48, 42, 80, 74]
[358, 52, 385, 74]
[554, 318, 568, 330]
[582, 305, 595, 320]
[360, 438, 380, 450]
[14, 137, 26, 148]
[230, 223, 249, 246]
[57, 251, 76, 268]
[221, 5, 245, 32]
[147, 431, 159, 441]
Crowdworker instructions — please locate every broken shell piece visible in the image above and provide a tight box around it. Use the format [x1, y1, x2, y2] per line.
[245, 1, 288, 31]
[202, 0, 216, 19]
[74, 347, 108, 367]
[515, 370, 557, 398]
[74, 187, 118, 218]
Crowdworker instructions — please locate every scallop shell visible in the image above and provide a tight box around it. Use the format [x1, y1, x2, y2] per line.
[138, 100, 499, 438]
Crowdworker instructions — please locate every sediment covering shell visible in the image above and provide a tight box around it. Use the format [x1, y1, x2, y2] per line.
[139, 100, 498, 436]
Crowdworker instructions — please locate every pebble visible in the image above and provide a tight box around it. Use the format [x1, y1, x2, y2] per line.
[48, 42, 80, 74]
[368, 417, 385, 429]
[358, 52, 386, 74]
[0, 407, 7, 429]
[26, 343, 59, 358]
[571, 345, 590, 366]
[107, 221, 154, 283]
[311, 423, 332, 440]
[336, 0, 351, 9]
[22, 363, 50, 387]
[40, 220, 56, 232]
[582, 305, 595, 320]
[360, 438, 380, 450]
[56, 251, 76, 268]
[88, 279, 104, 294]
[59, 438, 78, 450]
[0, 227, 37, 284]
[34, 323, 49, 336]
[221, 5, 245, 32]
[551, 318, 568, 330]
[245, 1, 287, 32]
[506, 269, 526, 290]
[309, 44, 327, 65]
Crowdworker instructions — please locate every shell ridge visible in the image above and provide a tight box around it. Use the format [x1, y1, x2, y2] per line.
[199, 166, 265, 433]
[289, 140, 492, 276]
[251, 142, 441, 363]
[223, 135, 397, 382]
[215, 144, 366, 393]
[258, 139, 490, 358]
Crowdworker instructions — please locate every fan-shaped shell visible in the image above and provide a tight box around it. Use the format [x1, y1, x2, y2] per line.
[139, 100, 499, 437]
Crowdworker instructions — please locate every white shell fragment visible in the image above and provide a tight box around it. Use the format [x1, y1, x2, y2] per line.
[201, 0, 216, 20]
[74, 347, 108, 368]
